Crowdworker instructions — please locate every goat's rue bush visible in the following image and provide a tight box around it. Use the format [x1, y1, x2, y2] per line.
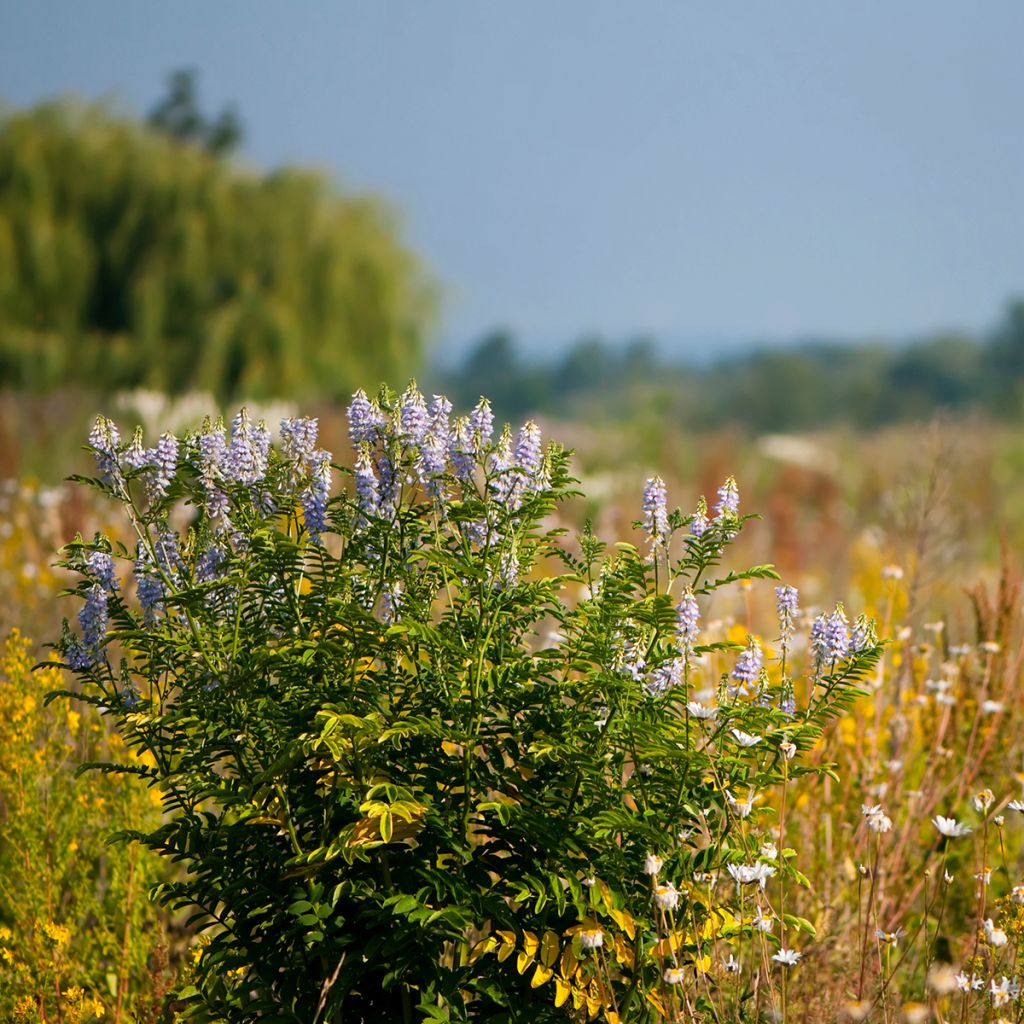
[56, 384, 880, 1023]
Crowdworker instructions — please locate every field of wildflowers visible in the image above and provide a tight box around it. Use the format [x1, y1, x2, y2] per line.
[2, 385, 1024, 1023]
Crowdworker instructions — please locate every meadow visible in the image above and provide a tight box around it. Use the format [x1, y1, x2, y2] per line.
[3, 385, 1024, 1024]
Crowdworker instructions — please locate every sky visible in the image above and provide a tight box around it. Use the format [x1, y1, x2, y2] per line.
[3, 2, 1024, 360]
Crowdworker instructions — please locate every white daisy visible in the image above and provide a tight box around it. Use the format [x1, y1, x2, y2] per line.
[731, 729, 762, 748]
[687, 701, 718, 720]
[772, 948, 801, 966]
[932, 816, 971, 838]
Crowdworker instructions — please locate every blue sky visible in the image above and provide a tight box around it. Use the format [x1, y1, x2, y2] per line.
[4, 2, 1023, 359]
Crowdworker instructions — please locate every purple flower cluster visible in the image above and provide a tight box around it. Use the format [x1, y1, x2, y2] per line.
[224, 410, 271, 486]
[731, 638, 763, 689]
[825, 604, 850, 661]
[87, 551, 119, 593]
[88, 416, 122, 484]
[399, 383, 430, 445]
[616, 634, 647, 683]
[148, 433, 179, 500]
[851, 613, 876, 652]
[420, 396, 453, 497]
[344, 385, 548, 530]
[690, 496, 710, 538]
[280, 417, 319, 468]
[354, 447, 381, 523]
[198, 426, 230, 526]
[810, 603, 857, 665]
[302, 450, 332, 543]
[642, 476, 669, 550]
[66, 584, 109, 669]
[66, 548, 121, 668]
[775, 585, 799, 644]
[676, 589, 700, 652]
[646, 657, 683, 698]
[347, 389, 387, 445]
[195, 545, 226, 584]
[715, 476, 740, 518]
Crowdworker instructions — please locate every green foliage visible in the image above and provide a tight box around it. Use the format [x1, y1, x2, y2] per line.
[56, 387, 877, 1022]
[0, 100, 436, 400]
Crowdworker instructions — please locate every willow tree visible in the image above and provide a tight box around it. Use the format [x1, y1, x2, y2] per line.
[0, 100, 436, 400]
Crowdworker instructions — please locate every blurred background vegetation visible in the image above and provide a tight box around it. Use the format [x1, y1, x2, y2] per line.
[2, 71, 1024, 448]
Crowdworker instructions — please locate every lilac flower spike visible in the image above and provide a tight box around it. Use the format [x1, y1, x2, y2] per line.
[72, 584, 109, 668]
[825, 604, 850, 661]
[515, 421, 546, 492]
[810, 614, 828, 664]
[87, 551, 119, 593]
[302, 450, 332, 543]
[449, 417, 476, 482]
[420, 395, 453, 495]
[225, 410, 269, 486]
[642, 476, 669, 550]
[198, 425, 230, 527]
[89, 416, 122, 482]
[851, 613, 876, 652]
[776, 585, 799, 644]
[468, 398, 494, 449]
[715, 476, 739, 518]
[354, 446, 381, 522]
[399, 382, 430, 445]
[676, 589, 700, 652]
[123, 427, 151, 471]
[646, 658, 683, 698]
[347, 389, 386, 446]
[731, 637, 763, 689]
[690, 496, 710, 538]
[148, 432, 179, 500]
[280, 417, 319, 467]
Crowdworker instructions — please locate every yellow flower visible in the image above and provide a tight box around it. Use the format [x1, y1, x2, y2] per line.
[42, 920, 71, 946]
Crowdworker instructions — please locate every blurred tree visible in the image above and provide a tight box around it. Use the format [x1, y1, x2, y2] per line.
[987, 299, 1024, 415]
[147, 68, 242, 156]
[0, 99, 436, 400]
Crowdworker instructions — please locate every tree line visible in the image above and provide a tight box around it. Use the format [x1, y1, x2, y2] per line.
[432, 305, 1024, 432]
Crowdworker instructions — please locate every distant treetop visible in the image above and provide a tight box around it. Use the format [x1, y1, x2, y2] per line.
[0, 91, 437, 400]
[147, 68, 243, 156]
